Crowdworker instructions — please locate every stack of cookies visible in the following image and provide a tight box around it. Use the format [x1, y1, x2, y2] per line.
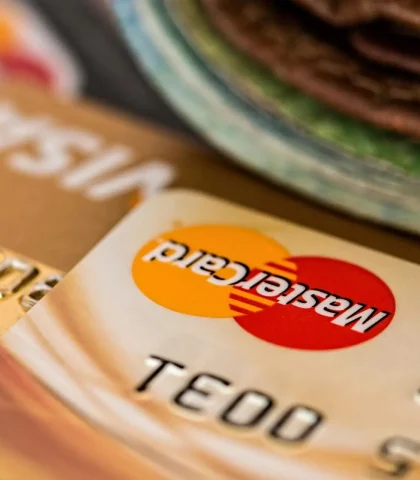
[203, 0, 420, 138]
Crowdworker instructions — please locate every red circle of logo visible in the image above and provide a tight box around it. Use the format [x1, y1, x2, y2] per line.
[232, 257, 396, 351]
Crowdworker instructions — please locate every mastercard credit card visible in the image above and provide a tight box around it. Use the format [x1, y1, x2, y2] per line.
[0, 348, 169, 480]
[4, 190, 420, 479]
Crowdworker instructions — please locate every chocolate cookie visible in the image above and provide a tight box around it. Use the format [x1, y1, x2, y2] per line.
[351, 26, 420, 75]
[291, 0, 420, 28]
[202, 0, 420, 139]
[291, 0, 420, 75]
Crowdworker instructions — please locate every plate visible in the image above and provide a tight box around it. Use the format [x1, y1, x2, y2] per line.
[113, 0, 420, 234]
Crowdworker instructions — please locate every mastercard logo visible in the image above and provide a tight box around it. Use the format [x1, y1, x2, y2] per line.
[132, 226, 396, 351]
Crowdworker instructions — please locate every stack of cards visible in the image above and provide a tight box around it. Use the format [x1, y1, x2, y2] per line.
[0, 82, 419, 478]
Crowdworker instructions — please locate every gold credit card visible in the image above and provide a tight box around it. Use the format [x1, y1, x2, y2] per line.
[4, 190, 420, 479]
[0, 248, 176, 480]
[0, 82, 417, 273]
[0, 348, 171, 480]
[0, 247, 62, 334]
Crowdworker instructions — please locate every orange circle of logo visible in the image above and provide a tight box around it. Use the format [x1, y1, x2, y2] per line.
[132, 225, 290, 318]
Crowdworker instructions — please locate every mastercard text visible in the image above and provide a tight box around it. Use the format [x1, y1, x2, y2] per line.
[143, 240, 391, 334]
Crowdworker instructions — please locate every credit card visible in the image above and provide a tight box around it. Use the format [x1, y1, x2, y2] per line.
[0, 0, 82, 95]
[0, 81, 418, 274]
[0, 249, 179, 480]
[0, 348, 172, 480]
[4, 190, 420, 479]
[0, 81, 197, 270]
[0, 246, 61, 334]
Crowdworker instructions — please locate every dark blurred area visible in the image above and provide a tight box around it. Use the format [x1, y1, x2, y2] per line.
[28, 0, 194, 135]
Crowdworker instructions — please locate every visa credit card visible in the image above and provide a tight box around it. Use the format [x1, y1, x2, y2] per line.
[4, 190, 420, 479]
[0, 81, 417, 273]
[0, 82, 211, 271]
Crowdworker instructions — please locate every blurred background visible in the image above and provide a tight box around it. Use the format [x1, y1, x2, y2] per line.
[1, 0, 419, 254]
[7, 0, 192, 132]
